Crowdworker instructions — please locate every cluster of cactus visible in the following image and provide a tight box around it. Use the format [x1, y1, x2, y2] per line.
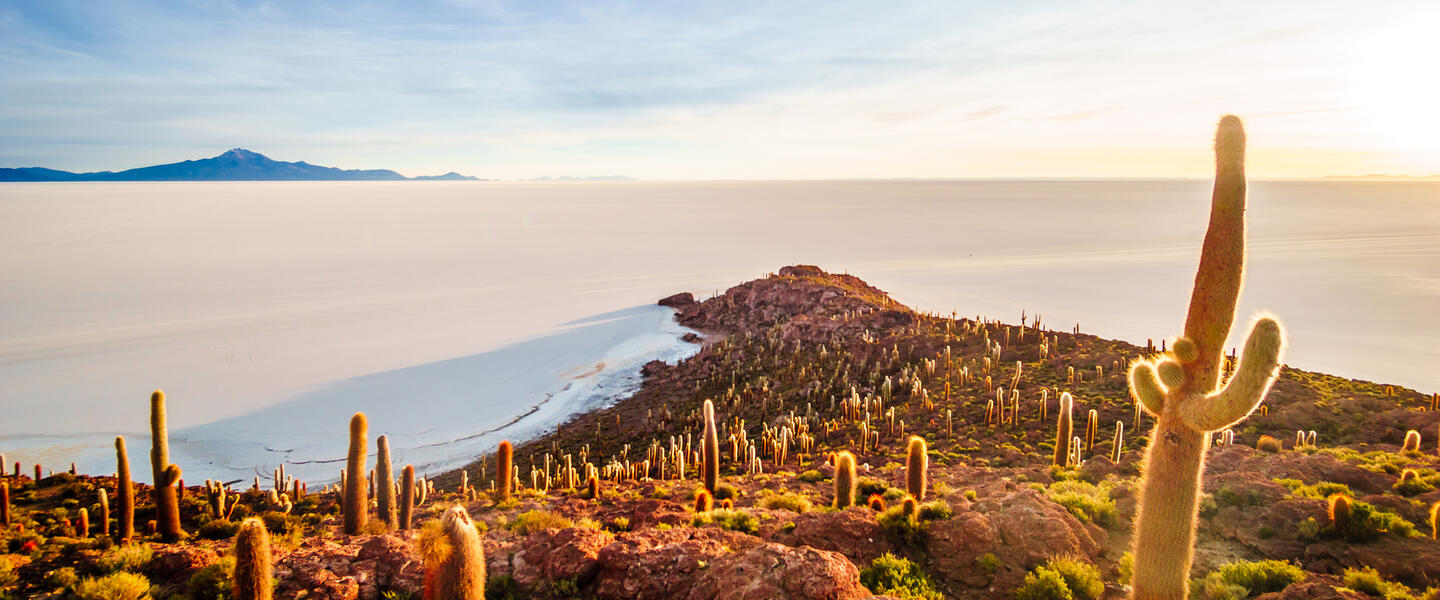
[1126, 116, 1287, 599]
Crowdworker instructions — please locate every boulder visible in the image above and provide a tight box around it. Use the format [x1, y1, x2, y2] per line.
[685, 543, 874, 600]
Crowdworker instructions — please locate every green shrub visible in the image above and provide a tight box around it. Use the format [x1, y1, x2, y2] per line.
[1016, 566, 1073, 600]
[198, 519, 241, 540]
[876, 505, 924, 544]
[45, 566, 80, 590]
[1342, 566, 1413, 598]
[71, 572, 152, 600]
[509, 510, 574, 535]
[96, 544, 155, 573]
[1274, 479, 1352, 499]
[1046, 557, 1103, 600]
[188, 556, 235, 600]
[1393, 476, 1435, 497]
[1045, 480, 1115, 526]
[1118, 552, 1133, 586]
[486, 573, 523, 600]
[713, 483, 739, 501]
[977, 553, 1002, 576]
[758, 491, 812, 513]
[859, 553, 943, 600]
[917, 500, 951, 521]
[1190, 560, 1305, 599]
[798, 470, 825, 483]
[857, 478, 888, 498]
[1334, 501, 1417, 542]
[691, 509, 758, 533]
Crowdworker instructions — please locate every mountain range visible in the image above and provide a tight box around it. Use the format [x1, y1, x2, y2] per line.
[0, 149, 481, 182]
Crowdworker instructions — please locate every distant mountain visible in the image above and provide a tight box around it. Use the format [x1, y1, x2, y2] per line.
[522, 175, 636, 181]
[0, 149, 480, 182]
[413, 172, 482, 181]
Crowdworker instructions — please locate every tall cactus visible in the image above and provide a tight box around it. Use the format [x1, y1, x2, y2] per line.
[497, 440, 514, 503]
[344, 413, 369, 535]
[702, 399, 720, 494]
[1053, 392, 1073, 466]
[400, 465, 416, 531]
[422, 506, 487, 600]
[834, 451, 857, 509]
[150, 391, 183, 541]
[376, 435, 396, 529]
[232, 517, 273, 600]
[1127, 116, 1287, 599]
[116, 436, 134, 542]
[906, 436, 928, 500]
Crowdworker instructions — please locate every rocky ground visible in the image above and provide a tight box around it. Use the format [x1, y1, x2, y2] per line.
[3, 265, 1439, 600]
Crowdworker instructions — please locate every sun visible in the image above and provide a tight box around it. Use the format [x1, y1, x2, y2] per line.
[1347, 13, 1440, 163]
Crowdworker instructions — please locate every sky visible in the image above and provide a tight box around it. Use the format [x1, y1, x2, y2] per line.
[0, 1, 1436, 180]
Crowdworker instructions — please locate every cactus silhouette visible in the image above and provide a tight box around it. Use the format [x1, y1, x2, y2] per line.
[344, 413, 369, 535]
[906, 436, 927, 500]
[423, 506, 487, 600]
[150, 391, 183, 542]
[1127, 116, 1286, 599]
[703, 399, 720, 494]
[376, 435, 396, 529]
[834, 451, 857, 508]
[115, 436, 134, 542]
[1053, 392, 1073, 466]
[497, 440, 514, 503]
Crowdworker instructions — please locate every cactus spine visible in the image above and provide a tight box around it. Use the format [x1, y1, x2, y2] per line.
[1128, 116, 1287, 600]
[116, 436, 134, 542]
[376, 435, 396, 529]
[400, 465, 416, 530]
[344, 413, 369, 535]
[424, 506, 487, 600]
[906, 436, 927, 501]
[834, 451, 857, 508]
[702, 399, 720, 494]
[233, 517, 273, 600]
[1053, 392, 1073, 466]
[150, 391, 183, 542]
[497, 440, 514, 503]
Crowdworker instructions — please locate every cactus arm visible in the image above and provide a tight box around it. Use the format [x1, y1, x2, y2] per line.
[1181, 316, 1285, 432]
[1128, 362, 1166, 416]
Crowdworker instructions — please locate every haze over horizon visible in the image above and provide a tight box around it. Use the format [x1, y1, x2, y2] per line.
[2, 1, 1436, 180]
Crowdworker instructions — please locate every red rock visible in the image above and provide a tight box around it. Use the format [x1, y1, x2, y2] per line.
[659, 292, 697, 308]
[685, 543, 873, 600]
[595, 526, 762, 600]
[926, 488, 1102, 592]
[780, 506, 895, 564]
[147, 543, 219, 583]
[512, 527, 613, 590]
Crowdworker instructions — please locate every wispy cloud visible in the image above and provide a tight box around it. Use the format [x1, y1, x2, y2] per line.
[0, 0, 1432, 178]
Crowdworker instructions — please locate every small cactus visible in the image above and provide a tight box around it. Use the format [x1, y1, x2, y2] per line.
[1403, 430, 1421, 453]
[78, 507, 89, 538]
[694, 489, 714, 512]
[906, 436, 927, 501]
[867, 494, 886, 511]
[1431, 501, 1440, 540]
[1, 483, 9, 527]
[422, 506, 487, 600]
[901, 497, 918, 521]
[834, 451, 857, 509]
[586, 474, 600, 500]
[1328, 493, 1351, 528]
[497, 440, 514, 503]
[98, 489, 110, 537]
[232, 518, 273, 600]
[376, 435, 396, 529]
[702, 399, 720, 494]
[1053, 392, 1073, 466]
[344, 413, 369, 535]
